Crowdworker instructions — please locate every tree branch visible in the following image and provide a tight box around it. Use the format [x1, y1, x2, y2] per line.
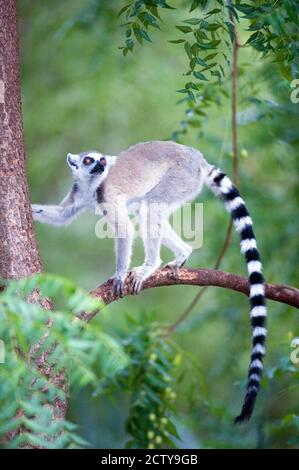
[79, 268, 299, 322]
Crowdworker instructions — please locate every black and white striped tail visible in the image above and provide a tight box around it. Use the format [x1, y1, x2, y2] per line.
[206, 166, 267, 423]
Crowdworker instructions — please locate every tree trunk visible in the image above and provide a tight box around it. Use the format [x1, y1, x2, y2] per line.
[0, 0, 67, 447]
[0, 0, 42, 280]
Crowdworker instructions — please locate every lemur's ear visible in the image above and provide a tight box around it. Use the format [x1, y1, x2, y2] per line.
[100, 157, 107, 166]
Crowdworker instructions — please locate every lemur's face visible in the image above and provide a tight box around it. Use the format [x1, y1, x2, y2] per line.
[67, 151, 107, 177]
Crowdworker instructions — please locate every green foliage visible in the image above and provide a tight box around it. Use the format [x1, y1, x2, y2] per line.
[115, 0, 299, 449]
[123, 316, 180, 449]
[119, 1, 299, 78]
[263, 347, 299, 447]
[239, 1, 299, 80]
[118, 1, 174, 55]
[18, 0, 299, 449]
[118, 0, 299, 140]
[0, 274, 129, 448]
[93, 313, 183, 449]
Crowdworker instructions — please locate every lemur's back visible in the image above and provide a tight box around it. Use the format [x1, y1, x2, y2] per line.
[102, 140, 206, 202]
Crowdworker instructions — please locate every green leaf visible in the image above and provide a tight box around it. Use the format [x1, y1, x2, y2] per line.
[189, 0, 201, 13]
[156, 0, 175, 9]
[233, 4, 254, 15]
[187, 90, 196, 102]
[168, 39, 185, 44]
[210, 69, 222, 84]
[225, 4, 239, 20]
[210, 39, 221, 47]
[197, 42, 214, 50]
[166, 419, 181, 440]
[285, 1, 299, 25]
[205, 8, 221, 17]
[187, 118, 202, 127]
[185, 81, 198, 90]
[176, 25, 193, 34]
[126, 38, 134, 50]
[117, 5, 130, 19]
[140, 29, 152, 42]
[184, 41, 193, 59]
[224, 20, 234, 44]
[196, 57, 209, 67]
[182, 18, 201, 25]
[193, 71, 208, 81]
[207, 22, 222, 31]
[205, 52, 218, 61]
[199, 19, 209, 30]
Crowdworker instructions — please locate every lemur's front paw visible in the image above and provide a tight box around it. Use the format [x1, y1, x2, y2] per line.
[31, 204, 44, 214]
[113, 276, 125, 298]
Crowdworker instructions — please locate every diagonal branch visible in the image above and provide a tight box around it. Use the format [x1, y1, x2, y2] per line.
[79, 268, 299, 322]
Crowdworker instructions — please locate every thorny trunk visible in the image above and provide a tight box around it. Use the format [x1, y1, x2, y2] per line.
[0, 0, 67, 446]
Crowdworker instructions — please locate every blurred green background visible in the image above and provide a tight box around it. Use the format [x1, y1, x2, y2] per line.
[19, 0, 298, 448]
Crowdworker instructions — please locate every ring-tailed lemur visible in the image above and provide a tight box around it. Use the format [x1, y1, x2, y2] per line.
[32, 140, 267, 422]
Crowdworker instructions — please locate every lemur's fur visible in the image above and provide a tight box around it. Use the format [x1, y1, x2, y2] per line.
[32, 140, 267, 422]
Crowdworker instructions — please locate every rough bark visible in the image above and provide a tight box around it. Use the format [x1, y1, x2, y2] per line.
[0, 0, 42, 279]
[0, 0, 67, 446]
[78, 267, 299, 322]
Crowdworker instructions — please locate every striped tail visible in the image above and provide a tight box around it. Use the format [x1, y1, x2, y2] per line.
[206, 166, 267, 423]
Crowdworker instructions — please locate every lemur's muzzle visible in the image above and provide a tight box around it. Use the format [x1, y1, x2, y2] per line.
[90, 161, 105, 174]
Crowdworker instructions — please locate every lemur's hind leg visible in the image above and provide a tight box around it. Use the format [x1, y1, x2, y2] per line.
[162, 221, 192, 275]
[129, 202, 163, 294]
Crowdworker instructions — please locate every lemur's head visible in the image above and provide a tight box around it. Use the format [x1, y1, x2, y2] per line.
[67, 151, 107, 178]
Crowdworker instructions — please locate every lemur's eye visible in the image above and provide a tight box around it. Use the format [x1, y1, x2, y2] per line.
[83, 157, 94, 166]
[100, 157, 107, 166]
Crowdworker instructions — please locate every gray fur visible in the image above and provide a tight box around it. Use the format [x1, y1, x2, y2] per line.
[32, 151, 117, 226]
[32, 142, 209, 294]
